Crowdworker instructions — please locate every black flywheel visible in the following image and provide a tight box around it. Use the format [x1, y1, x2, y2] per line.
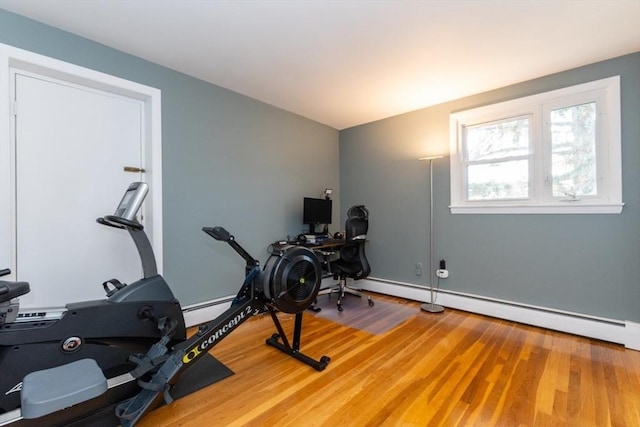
[262, 245, 322, 313]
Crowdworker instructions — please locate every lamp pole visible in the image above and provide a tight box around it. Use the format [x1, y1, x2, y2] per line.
[419, 156, 444, 313]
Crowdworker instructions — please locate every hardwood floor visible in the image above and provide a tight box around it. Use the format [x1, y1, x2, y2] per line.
[139, 293, 640, 426]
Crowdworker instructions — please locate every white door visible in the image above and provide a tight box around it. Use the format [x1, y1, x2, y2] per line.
[13, 71, 145, 308]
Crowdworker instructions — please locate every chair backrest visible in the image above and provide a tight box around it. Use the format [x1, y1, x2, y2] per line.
[339, 205, 371, 280]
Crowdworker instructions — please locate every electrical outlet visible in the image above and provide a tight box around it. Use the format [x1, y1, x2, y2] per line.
[415, 262, 423, 276]
[436, 269, 449, 279]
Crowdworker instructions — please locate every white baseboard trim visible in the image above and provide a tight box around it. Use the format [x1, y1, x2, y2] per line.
[358, 278, 640, 351]
[625, 321, 640, 351]
[179, 278, 640, 352]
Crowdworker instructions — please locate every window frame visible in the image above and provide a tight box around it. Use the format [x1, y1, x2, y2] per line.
[462, 114, 534, 202]
[449, 76, 622, 214]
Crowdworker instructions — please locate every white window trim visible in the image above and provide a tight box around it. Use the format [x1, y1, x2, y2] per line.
[449, 76, 623, 214]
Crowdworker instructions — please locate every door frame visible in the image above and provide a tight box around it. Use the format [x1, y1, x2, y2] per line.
[0, 43, 163, 277]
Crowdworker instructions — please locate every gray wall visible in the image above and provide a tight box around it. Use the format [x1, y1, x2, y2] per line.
[0, 9, 340, 305]
[340, 53, 640, 322]
[3, 9, 638, 323]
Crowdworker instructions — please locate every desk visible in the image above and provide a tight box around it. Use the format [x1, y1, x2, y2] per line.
[305, 239, 345, 277]
[303, 238, 345, 250]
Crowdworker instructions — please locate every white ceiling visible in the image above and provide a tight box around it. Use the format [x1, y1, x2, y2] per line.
[1, 1, 639, 130]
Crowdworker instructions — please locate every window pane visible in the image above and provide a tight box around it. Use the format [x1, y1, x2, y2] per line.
[550, 102, 597, 197]
[467, 160, 529, 200]
[465, 117, 530, 161]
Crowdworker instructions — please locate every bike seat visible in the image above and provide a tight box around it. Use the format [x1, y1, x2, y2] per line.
[0, 280, 30, 304]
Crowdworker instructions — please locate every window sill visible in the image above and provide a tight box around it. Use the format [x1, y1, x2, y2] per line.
[450, 203, 624, 214]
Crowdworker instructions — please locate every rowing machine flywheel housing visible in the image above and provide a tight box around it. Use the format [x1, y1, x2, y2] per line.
[261, 245, 322, 313]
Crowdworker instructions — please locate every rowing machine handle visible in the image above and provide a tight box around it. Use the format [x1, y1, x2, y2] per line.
[202, 226, 259, 267]
[203, 226, 231, 242]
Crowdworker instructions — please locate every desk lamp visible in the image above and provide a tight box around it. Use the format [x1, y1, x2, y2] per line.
[419, 156, 444, 313]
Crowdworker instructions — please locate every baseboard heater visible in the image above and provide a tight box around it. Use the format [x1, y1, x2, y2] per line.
[182, 296, 235, 328]
[359, 277, 639, 350]
[178, 278, 639, 351]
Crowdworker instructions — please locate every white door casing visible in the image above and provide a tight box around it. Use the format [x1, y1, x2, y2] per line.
[0, 43, 162, 307]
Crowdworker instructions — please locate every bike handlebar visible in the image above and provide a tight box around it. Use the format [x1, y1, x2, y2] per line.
[97, 215, 144, 231]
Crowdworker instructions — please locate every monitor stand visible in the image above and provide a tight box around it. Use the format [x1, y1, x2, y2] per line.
[308, 224, 328, 235]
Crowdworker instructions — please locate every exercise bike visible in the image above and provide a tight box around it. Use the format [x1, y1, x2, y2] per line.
[0, 182, 187, 425]
[0, 182, 329, 426]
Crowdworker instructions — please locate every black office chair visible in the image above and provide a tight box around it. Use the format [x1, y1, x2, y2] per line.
[319, 205, 373, 311]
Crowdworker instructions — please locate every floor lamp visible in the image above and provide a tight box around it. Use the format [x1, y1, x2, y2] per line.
[419, 156, 444, 313]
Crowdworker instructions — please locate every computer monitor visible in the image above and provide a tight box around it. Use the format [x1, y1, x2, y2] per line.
[303, 197, 332, 234]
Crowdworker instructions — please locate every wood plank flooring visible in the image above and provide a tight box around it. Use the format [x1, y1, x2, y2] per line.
[138, 293, 640, 426]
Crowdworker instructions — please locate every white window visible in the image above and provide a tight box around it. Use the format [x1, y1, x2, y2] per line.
[449, 76, 622, 214]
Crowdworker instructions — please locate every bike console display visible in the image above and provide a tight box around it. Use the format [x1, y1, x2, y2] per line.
[114, 182, 148, 222]
[97, 182, 157, 277]
[98, 182, 148, 230]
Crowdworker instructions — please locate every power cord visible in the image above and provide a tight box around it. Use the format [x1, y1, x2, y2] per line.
[432, 276, 441, 303]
